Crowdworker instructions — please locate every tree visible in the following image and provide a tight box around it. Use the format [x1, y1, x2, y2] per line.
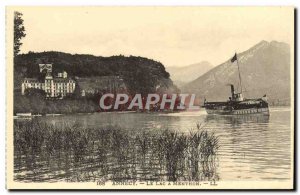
[14, 11, 26, 57]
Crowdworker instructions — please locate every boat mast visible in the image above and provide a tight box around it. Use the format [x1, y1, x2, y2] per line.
[236, 54, 243, 94]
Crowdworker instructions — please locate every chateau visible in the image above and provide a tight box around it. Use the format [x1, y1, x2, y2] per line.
[21, 64, 76, 98]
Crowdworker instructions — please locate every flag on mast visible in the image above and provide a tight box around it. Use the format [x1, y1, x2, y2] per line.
[231, 52, 243, 93]
[231, 53, 237, 63]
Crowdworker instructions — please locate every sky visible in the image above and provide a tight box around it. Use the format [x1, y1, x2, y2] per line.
[13, 7, 294, 67]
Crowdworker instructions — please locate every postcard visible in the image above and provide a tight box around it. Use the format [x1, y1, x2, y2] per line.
[6, 6, 294, 190]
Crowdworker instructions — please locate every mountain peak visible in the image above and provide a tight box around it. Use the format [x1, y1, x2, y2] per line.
[259, 40, 269, 44]
[270, 40, 290, 49]
[183, 40, 291, 103]
[252, 40, 289, 51]
[166, 61, 213, 87]
[248, 40, 269, 52]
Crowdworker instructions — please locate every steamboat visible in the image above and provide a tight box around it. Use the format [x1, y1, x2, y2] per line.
[202, 53, 269, 115]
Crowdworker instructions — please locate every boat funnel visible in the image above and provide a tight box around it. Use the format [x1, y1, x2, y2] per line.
[230, 84, 235, 99]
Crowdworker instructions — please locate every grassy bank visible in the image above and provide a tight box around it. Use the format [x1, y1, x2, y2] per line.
[14, 121, 219, 182]
[14, 94, 98, 115]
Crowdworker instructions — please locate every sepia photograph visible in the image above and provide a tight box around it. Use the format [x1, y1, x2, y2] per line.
[6, 6, 294, 190]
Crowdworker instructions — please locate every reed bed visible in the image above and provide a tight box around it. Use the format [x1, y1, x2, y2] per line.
[14, 120, 219, 182]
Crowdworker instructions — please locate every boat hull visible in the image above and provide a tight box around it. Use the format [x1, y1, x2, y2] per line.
[205, 107, 269, 115]
[203, 98, 270, 115]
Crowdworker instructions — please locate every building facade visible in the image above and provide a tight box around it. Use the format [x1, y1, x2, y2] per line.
[21, 64, 76, 98]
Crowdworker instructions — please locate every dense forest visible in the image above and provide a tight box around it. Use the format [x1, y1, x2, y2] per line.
[14, 51, 178, 114]
[14, 51, 174, 95]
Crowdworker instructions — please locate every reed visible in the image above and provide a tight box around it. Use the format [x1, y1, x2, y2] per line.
[14, 120, 219, 182]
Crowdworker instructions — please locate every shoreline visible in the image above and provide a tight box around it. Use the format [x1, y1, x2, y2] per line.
[13, 106, 291, 119]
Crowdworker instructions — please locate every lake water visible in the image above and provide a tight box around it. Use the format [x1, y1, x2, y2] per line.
[32, 107, 292, 182]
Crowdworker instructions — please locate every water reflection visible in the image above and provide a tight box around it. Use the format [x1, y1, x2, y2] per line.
[202, 112, 290, 181]
[204, 114, 270, 126]
[14, 121, 219, 182]
[14, 107, 291, 182]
